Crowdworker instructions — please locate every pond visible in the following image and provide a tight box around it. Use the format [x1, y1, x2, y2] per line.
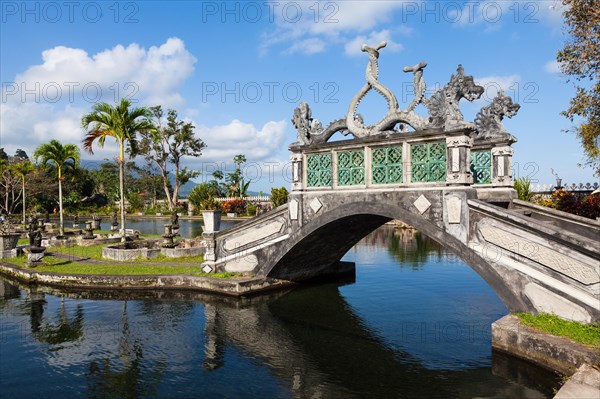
[0, 225, 560, 398]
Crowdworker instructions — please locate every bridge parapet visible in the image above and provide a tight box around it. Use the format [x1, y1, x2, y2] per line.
[289, 129, 516, 194]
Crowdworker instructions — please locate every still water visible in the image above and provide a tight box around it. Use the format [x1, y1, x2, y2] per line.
[0, 226, 560, 398]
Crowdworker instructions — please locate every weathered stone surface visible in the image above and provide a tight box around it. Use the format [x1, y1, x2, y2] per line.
[479, 224, 599, 285]
[492, 314, 600, 376]
[413, 195, 431, 215]
[289, 199, 299, 220]
[446, 196, 462, 224]
[554, 364, 600, 399]
[524, 283, 592, 323]
[224, 254, 258, 273]
[309, 197, 323, 214]
[224, 219, 285, 251]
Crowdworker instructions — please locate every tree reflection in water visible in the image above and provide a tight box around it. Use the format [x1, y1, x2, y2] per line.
[86, 301, 165, 399]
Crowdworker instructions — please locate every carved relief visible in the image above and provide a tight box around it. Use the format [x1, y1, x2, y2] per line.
[479, 224, 599, 285]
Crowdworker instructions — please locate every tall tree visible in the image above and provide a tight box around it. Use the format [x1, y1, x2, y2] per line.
[34, 140, 80, 235]
[135, 106, 206, 210]
[11, 161, 35, 224]
[81, 99, 154, 241]
[226, 154, 249, 198]
[557, 0, 600, 175]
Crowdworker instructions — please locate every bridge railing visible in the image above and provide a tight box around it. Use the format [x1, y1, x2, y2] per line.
[289, 129, 514, 191]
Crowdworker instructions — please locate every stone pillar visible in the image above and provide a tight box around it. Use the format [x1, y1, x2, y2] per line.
[446, 135, 473, 185]
[291, 152, 303, 191]
[203, 232, 217, 262]
[491, 146, 514, 186]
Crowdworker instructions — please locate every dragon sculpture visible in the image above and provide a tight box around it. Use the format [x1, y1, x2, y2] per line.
[474, 90, 520, 142]
[291, 41, 517, 146]
[423, 65, 484, 130]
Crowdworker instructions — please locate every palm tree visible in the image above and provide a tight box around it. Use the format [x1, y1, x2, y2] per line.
[34, 140, 80, 236]
[81, 99, 154, 242]
[11, 161, 35, 225]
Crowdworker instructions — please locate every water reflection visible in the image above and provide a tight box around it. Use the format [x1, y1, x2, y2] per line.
[0, 226, 561, 398]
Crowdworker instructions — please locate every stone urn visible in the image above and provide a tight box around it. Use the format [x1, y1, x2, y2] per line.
[0, 233, 20, 251]
[202, 210, 222, 233]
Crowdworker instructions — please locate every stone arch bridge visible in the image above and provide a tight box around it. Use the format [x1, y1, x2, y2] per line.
[202, 44, 599, 323]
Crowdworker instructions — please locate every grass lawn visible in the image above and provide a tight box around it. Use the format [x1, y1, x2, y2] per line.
[5, 254, 237, 278]
[515, 313, 600, 349]
[49, 244, 204, 263]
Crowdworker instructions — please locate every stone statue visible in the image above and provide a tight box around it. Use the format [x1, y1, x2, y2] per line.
[73, 214, 79, 224]
[28, 216, 38, 246]
[289, 42, 511, 147]
[422, 65, 484, 130]
[292, 102, 324, 145]
[32, 229, 42, 248]
[345, 41, 402, 137]
[171, 210, 179, 228]
[111, 210, 118, 226]
[474, 90, 520, 141]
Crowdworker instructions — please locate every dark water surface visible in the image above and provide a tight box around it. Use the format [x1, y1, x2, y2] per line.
[0, 226, 560, 398]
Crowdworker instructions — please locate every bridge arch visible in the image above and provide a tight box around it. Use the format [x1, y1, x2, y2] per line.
[263, 200, 529, 312]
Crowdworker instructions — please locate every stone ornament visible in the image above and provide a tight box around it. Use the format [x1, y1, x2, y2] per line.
[474, 89, 520, 142]
[291, 41, 519, 146]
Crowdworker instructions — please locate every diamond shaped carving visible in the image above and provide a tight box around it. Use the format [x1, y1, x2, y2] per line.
[310, 197, 323, 213]
[413, 195, 431, 214]
[202, 264, 213, 273]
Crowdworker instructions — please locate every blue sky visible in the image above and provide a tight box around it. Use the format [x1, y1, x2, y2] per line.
[1, 0, 596, 191]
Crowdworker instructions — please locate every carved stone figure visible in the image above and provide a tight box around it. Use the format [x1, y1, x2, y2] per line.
[423, 65, 484, 130]
[292, 102, 325, 145]
[171, 211, 179, 228]
[290, 42, 514, 147]
[28, 216, 38, 246]
[31, 229, 42, 248]
[111, 210, 118, 226]
[474, 90, 520, 141]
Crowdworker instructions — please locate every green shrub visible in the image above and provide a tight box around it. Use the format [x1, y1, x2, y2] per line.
[514, 177, 534, 201]
[270, 187, 288, 207]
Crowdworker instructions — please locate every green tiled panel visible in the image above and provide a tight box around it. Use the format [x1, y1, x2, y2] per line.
[411, 141, 447, 182]
[337, 150, 365, 186]
[372, 146, 403, 184]
[307, 153, 332, 187]
[471, 150, 491, 184]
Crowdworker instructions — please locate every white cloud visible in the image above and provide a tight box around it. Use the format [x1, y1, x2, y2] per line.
[475, 74, 521, 102]
[451, 0, 564, 29]
[544, 60, 561, 74]
[262, 1, 408, 55]
[344, 30, 403, 56]
[0, 38, 196, 158]
[10, 37, 196, 108]
[284, 38, 327, 55]
[197, 119, 287, 163]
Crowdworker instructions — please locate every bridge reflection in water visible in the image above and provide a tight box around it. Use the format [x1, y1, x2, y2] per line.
[0, 227, 560, 398]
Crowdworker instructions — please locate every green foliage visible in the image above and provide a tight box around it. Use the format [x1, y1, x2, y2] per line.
[538, 189, 600, 219]
[200, 196, 222, 210]
[135, 106, 206, 209]
[270, 187, 289, 207]
[557, 0, 600, 175]
[82, 99, 155, 237]
[226, 154, 250, 198]
[514, 177, 535, 201]
[246, 205, 257, 216]
[187, 183, 213, 209]
[515, 312, 600, 349]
